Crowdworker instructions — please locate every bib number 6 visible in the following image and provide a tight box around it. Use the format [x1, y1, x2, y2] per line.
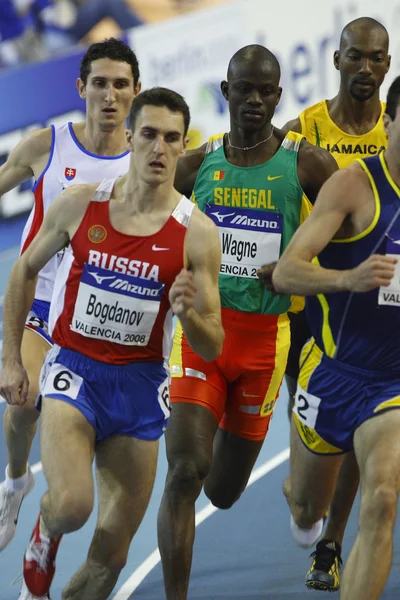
[42, 363, 83, 401]
[158, 380, 171, 418]
[293, 387, 321, 429]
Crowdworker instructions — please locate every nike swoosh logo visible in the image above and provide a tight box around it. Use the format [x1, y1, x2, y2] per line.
[152, 245, 169, 251]
[267, 175, 283, 181]
[242, 391, 260, 398]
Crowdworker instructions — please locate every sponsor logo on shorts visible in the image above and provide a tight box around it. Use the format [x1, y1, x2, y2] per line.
[88, 225, 107, 244]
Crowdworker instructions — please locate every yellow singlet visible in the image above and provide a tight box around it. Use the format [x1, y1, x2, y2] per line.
[299, 99, 387, 168]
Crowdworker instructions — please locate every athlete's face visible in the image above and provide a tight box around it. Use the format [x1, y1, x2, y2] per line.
[128, 105, 188, 185]
[221, 60, 282, 134]
[77, 58, 140, 129]
[335, 29, 390, 101]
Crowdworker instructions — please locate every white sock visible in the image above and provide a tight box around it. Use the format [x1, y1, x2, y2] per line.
[290, 515, 324, 548]
[5, 466, 28, 493]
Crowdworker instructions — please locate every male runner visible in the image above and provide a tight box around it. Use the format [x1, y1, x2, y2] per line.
[0, 87, 224, 600]
[158, 44, 337, 600]
[272, 75, 400, 600]
[281, 17, 390, 591]
[0, 37, 140, 555]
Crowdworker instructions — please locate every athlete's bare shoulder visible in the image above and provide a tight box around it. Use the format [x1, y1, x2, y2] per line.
[51, 182, 99, 235]
[175, 143, 208, 198]
[16, 127, 53, 169]
[312, 160, 376, 238]
[297, 138, 338, 203]
[281, 117, 302, 134]
[185, 204, 219, 262]
[188, 203, 217, 236]
[0, 127, 53, 196]
[329, 160, 372, 202]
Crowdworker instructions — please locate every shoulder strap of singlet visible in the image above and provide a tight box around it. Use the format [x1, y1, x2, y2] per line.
[281, 130, 304, 152]
[172, 196, 195, 228]
[205, 133, 225, 155]
[92, 178, 116, 203]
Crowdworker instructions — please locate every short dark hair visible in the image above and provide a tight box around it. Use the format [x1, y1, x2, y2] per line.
[80, 38, 140, 86]
[386, 76, 400, 120]
[129, 87, 191, 136]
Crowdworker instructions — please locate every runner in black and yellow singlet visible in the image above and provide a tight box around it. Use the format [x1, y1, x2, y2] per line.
[157, 44, 337, 600]
[272, 75, 400, 600]
[281, 17, 391, 591]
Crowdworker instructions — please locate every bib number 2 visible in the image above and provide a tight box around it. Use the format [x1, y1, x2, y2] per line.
[293, 387, 321, 430]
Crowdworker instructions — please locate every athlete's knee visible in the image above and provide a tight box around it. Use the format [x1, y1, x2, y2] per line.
[6, 399, 40, 433]
[205, 485, 241, 510]
[165, 453, 212, 502]
[360, 481, 398, 528]
[204, 473, 244, 509]
[48, 490, 93, 533]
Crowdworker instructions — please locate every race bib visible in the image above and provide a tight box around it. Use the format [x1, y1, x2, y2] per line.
[378, 233, 400, 306]
[42, 362, 83, 401]
[71, 264, 165, 346]
[205, 205, 282, 279]
[293, 386, 321, 430]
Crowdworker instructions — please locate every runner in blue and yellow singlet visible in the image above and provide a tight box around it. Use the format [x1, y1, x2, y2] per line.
[272, 75, 400, 600]
[281, 17, 391, 591]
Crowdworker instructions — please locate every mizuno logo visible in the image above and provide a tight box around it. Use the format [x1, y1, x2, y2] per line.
[152, 245, 169, 251]
[90, 272, 116, 285]
[267, 175, 283, 181]
[211, 211, 235, 223]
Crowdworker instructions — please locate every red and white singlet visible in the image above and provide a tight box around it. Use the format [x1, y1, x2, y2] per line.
[49, 179, 195, 364]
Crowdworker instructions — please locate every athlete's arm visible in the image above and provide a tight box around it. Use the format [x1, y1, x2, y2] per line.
[170, 208, 224, 362]
[0, 185, 92, 405]
[281, 117, 302, 134]
[0, 128, 52, 202]
[174, 144, 206, 198]
[297, 141, 338, 204]
[272, 167, 396, 296]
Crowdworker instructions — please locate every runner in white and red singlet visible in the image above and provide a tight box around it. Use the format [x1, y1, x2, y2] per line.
[0, 39, 141, 561]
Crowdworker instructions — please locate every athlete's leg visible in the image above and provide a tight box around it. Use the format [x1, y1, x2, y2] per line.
[204, 430, 263, 509]
[62, 435, 159, 600]
[286, 417, 343, 532]
[158, 402, 219, 600]
[23, 397, 96, 596]
[39, 397, 96, 536]
[0, 329, 50, 551]
[341, 410, 400, 600]
[323, 451, 359, 544]
[305, 451, 358, 591]
[4, 329, 49, 477]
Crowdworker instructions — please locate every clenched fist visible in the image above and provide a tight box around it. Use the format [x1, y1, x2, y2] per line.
[0, 360, 29, 406]
[169, 269, 197, 318]
[257, 262, 278, 291]
[345, 254, 397, 292]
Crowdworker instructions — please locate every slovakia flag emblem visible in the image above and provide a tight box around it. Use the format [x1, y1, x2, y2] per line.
[65, 167, 76, 181]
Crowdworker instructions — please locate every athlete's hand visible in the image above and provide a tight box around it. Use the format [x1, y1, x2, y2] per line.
[170, 269, 197, 318]
[257, 262, 278, 292]
[0, 360, 29, 406]
[344, 254, 397, 292]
